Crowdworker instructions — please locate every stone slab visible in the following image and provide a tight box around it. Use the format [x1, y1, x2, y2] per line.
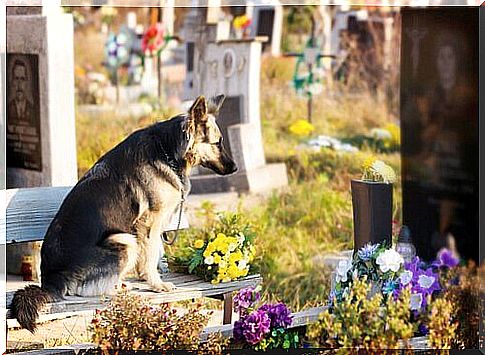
[190, 163, 288, 194]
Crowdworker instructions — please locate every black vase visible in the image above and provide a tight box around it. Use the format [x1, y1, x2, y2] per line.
[351, 179, 393, 253]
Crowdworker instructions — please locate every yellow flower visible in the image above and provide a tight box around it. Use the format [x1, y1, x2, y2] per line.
[229, 250, 243, 263]
[193, 239, 204, 249]
[214, 254, 222, 264]
[362, 155, 377, 172]
[289, 119, 314, 137]
[227, 264, 240, 279]
[233, 14, 250, 29]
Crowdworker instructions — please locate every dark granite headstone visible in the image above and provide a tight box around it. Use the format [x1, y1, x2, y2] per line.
[217, 95, 243, 155]
[6, 53, 42, 172]
[256, 9, 275, 52]
[400, 7, 478, 262]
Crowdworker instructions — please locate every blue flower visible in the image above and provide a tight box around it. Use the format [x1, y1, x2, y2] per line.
[357, 243, 379, 261]
[382, 280, 398, 295]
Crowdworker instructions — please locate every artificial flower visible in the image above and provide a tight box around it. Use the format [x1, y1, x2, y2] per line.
[409, 292, 423, 311]
[376, 249, 403, 273]
[142, 23, 165, 54]
[357, 243, 379, 261]
[434, 248, 459, 268]
[335, 259, 352, 283]
[399, 270, 413, 286]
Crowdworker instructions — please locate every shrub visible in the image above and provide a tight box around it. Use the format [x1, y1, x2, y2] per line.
[90, 288, 227, 352]
[428, 296, 457, 349]
[306, 278, 415, 352]
[446, 263, 480, 349]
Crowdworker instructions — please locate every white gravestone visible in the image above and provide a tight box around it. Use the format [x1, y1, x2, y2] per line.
[247, 0, 283, 56]
[6, 10, 77, 188]
[189, 38, 288, 193]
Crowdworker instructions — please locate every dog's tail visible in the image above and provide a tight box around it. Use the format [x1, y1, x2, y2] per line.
[11, 285, 53, 333]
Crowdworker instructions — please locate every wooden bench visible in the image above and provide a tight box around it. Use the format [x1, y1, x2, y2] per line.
[3, 186, 262, 329]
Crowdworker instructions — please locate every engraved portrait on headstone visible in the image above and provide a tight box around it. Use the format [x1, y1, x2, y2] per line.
[400, 8, 478, 262]
[223, 48, 236, 78]
[6, 53, 42, 171]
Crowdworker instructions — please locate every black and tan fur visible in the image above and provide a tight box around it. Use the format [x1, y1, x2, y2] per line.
[11, 95, 237, 332]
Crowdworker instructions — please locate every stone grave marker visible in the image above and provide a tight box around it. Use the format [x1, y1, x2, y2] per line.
[247, 0, 283, 56]
[188, 37, 287, 193]
[6, 6, 77, 188]
[6, 4, 77, 276]
[400, 7, 478, 262]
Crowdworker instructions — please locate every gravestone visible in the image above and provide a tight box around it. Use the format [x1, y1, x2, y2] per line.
[400, 7, 478, 262]
[247, 1, 283, 56]
[6, 5, 78, 276]
[6, 7, 77, 188]
[188, 38, 287, 193]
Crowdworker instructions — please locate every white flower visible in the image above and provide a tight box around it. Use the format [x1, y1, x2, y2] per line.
[204, 256, 214, 265]
[306, 83, 324, 96]
[410, 293, 423, 311]
[376, 249, 403, 273]
[371, 128, 392, 140]
[228, 243, 237, 252]
[418, 275, 436, 289]
[236, 233, 245, 245]
[238, 259, 248, 270]
[219, 260, 227, 269]
[399, 270, 413, 286]
[370, 160, 396, 184]
[335, 259, 352, 283]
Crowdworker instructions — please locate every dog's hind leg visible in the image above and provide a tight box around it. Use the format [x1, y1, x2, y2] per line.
[74, 233, 138, 297]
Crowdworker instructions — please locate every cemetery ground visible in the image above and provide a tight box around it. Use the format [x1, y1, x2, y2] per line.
[7, 57, 401, 349]
[79, 58, 400, 311]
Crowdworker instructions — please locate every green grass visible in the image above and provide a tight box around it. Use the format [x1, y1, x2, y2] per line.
[75, 56, 400, 311]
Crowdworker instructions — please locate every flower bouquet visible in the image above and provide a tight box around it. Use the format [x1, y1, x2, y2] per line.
[332, 243, 460, 337]
[233, 14, 252, 39]
[233, 286, 300, 351]
[186, 213, 256, 284]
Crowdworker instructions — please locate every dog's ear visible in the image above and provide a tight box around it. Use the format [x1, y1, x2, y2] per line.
[207, 94, 226, 115]
[189, 95, 208, 124]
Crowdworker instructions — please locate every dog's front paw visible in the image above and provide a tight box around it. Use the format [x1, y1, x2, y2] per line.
[152, 281, 175, 292]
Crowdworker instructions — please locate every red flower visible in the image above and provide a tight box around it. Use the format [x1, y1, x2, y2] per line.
[142, 23, 165, 54]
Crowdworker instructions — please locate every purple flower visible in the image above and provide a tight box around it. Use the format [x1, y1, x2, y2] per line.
[357, 243, 379, 261]
[418, 323, 429, 336]
[234, 286, 261, 314]
[433, 248, 459, 268]
[258, 303, 293, 329]
[235, 309, 271, 345]
[413, 267, 441, 297]
[233, 319, 245, 342]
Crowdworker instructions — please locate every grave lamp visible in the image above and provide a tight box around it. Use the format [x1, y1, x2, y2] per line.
[396, 225, 416, 263]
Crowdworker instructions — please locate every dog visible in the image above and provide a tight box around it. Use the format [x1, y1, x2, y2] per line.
[11, 94, 237, 332]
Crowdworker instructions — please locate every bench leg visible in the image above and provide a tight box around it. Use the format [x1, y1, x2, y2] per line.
[222, 292, 233, 325]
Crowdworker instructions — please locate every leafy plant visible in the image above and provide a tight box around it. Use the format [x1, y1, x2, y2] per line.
[307, 278, 415, 352]
[90, 288, 227, 352]
[428, 296, 457, 349]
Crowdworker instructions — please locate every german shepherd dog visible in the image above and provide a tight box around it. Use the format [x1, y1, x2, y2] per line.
[12, 95, 237, 332]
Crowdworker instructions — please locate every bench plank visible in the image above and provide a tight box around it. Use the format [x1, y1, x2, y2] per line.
[6, 273, 262, 324]
[2, 186, 189, 244]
